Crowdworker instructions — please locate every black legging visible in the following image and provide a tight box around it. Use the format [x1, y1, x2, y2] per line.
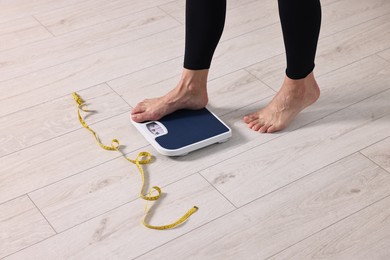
[184, 0, 322, 80]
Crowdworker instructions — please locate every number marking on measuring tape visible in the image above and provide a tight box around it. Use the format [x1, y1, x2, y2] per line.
[72, 92, 198, 230]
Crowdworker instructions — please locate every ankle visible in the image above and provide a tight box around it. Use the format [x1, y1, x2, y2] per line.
[284, 72, 318, 89]
[176, 69, 207, 95]
[181, 68, 208, 84]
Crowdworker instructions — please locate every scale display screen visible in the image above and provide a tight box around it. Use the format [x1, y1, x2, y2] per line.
[146, 122, 165, 136]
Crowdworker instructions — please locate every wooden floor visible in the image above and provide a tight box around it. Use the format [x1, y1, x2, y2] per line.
[1, 0, 390, 259]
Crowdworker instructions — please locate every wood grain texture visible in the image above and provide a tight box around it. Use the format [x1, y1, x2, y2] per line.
[160, 0, 279, 42]
[268, 195, 390, 260]
[209, 22, 284, 79]
[28, 68, 275, 232]
[201, 87, 390, 207]
[361, 137, 390, 173]
[28, 152, 145, 232]
[0, 111, 149, 205]
[0, 25, 184, 117]
[315, 13, 390, 75]
[135, 153, 390, 260]
[34, 0, 176, 35]
[159, 0, 341, 25]
[111, 69, 275, 116]
[0, 196, 55, 258]
[159, 0, 261, 25]
[210, 6, 390, 81]
[247, 3, 390, 90]
[3, 0, 381, 117]
[0, 84, 129, 157]
[0, 8, 179, 82]
[5, 174, 235, 260]
[0, 16, 52, 52]
[1, 5, 282, 118]
[378, 48, 390, 62]
[1, 0, 389, 259]
[0, 0, 84, 24]
[106, 56, 390, 216]
[319, 0, 390, 37]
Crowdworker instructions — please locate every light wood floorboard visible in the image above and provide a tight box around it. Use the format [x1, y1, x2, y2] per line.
[159, 0, 263, 25]
[0, 8, 179, 83]
[268, 195, 390, 260]
[200, 87, 390, 207]
[361, 137, 390, 173]
[1, 0, 389, 259]
[159, 0, 342, 26]
[34, 0, 177, 35]
[0, 0, 89, 24]
[110, 69, 275, 115]
[4, 174, 235, 260]
[0, 109, 151, 205]
[377, 48, 390, 62]
[0, 16, 53, 52]
[0, 27, 183, 118]
[2, 0, 387, 117]
[162, 0, 280, 42]
[0, 83, 129, 157]
[246, 12, 390, 90]
[135, 153, 390, 259]
[0, 196, 55, 258]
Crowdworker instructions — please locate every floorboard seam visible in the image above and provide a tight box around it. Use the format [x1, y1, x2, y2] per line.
[157, 6, 183, 25]
[0, 108, 131, 159]
[27, 194, 58, 234]
[32, 15, 55, 37]
[264, 193, 390, 260]
[106, 82, 133, 108]
[375, 52, 390, 64]
[359, 150, 390, 175]
[198, 173, 238, 209]
[0, 24, 182, 84]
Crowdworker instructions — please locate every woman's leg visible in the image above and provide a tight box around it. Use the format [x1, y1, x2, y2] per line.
[279, 0, 322, 79]
[244, 0, 322, 133]
[184, 0, 226, 70]
[131, 0, 226, 123]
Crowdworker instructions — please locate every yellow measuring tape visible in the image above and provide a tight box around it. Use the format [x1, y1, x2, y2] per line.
[72, 92, 198, 230]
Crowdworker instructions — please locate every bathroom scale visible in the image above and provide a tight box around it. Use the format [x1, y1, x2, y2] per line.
[131, 108, 232, 156]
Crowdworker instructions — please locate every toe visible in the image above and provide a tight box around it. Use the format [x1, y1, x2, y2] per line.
[266, 125, 278, 133]
[259, 125, 269, 133]
[243, 116, 251, 123]
[131, 112, 146, 123]
[131, 105, 149, 123]
[243, 113, 258, 123]
[261, 123, 276, 133]
[247, 119, 261, 129]
[247, 121, 256, 128]
[251, 123, 262, 132]
[131, 107, 163, 123]
[131, 102, 146, 115]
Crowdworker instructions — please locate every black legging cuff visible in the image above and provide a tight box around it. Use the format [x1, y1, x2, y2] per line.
[279, 0, 321, 79]
[183, 0, 226, 70]
[285, 64, 315, 80]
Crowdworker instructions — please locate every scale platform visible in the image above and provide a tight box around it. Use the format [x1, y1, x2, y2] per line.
[131, 108, 232, 156]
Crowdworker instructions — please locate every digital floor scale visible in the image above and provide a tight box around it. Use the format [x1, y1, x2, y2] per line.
[131, 108, 232, 156]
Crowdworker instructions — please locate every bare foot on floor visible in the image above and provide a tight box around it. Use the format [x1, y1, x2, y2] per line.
[243, 72, 320, 133]
[131, 69, 209, 123]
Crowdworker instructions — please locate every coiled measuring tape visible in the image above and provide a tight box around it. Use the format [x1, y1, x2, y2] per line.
[72, 92, 198, 230]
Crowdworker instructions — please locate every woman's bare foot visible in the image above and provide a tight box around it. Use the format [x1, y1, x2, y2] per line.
[243, 72, 320, 133]
[131, 69, 209, 122]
